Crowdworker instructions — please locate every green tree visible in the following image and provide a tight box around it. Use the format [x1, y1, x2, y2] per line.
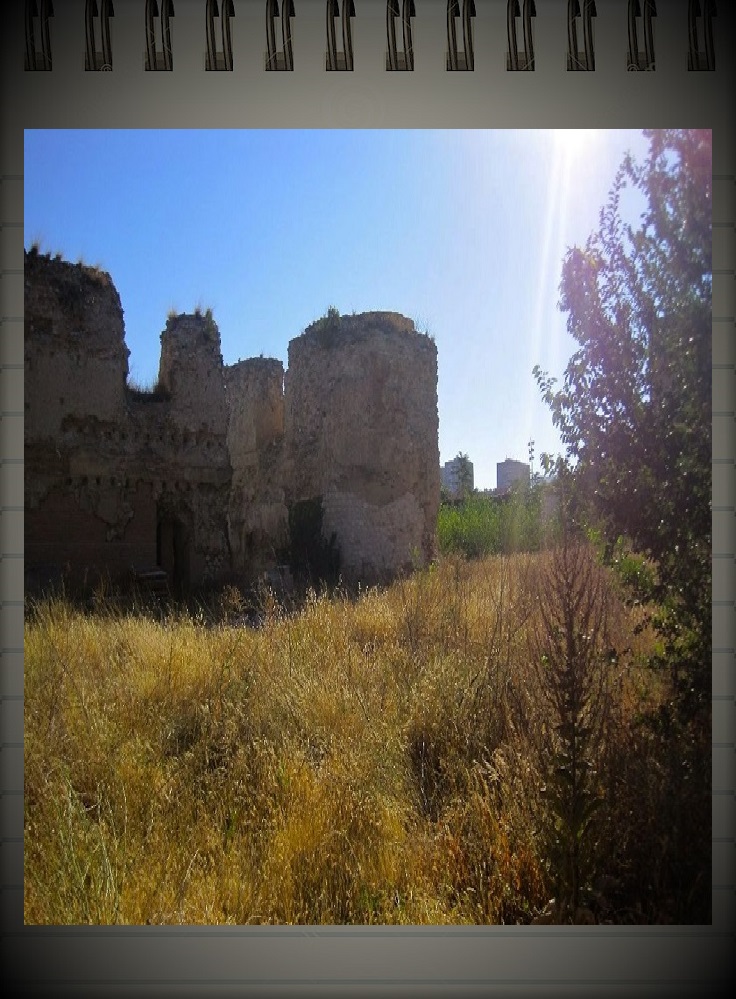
[454, 451, 474, 500]
[535, 130, 711, 705]
[534, 129, 712, 920]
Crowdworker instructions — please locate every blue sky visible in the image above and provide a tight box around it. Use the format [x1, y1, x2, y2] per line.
[24, 128, 650, 490]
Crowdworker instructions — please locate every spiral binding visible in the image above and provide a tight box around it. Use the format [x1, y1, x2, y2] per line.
[627, 0, 656, 71]
[567, 0, 596, 72]
[386, 0, 415, 72]
[507, 0, 536, 71]
[266, 0, 295, 71]
[446, 0, 475, 72]
[21, 2, 719, 76]
[24, 0, 54, 71]
[145, 0, 175, 71]
[85, 0, 114, 71]
[326, 0, 355, 72]
[205, 0, 234, 71]
[688, 0, 716, 71]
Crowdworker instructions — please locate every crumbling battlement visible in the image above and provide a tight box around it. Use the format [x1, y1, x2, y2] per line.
[24, 249, 129, 440]
[158, 312, 229, 437]
[24, 249, 440, 593]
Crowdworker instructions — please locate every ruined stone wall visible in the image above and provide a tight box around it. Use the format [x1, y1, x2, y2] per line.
[225, 358, 289, 576]
[152, 313, 232, 584]
[283, 311, 440, 584]
[24, 252, 231, 593]
[24, 481, 158, 592]
[158, 314, 229, 439]
[24, 251, 441, 594]
[23, 251, 150, 590]
[24, 250, 128, 442]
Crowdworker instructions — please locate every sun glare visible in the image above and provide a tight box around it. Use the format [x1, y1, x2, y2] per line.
[551, 129, 603, 166]
[522, 130, 587, 448]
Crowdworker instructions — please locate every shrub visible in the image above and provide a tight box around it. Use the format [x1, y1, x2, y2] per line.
[437, 489, 547, 560]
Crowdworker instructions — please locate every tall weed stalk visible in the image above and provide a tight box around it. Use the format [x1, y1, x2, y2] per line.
[531, 538, 616, 919]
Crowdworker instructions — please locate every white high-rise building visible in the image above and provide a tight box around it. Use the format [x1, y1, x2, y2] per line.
[441, 455, 474, 497]
[497, 458, 530, 493]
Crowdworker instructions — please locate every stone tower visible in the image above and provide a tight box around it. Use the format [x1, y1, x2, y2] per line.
[283, 311, 440, 584]
[153, 312, 231, 587]
[157, 312, 229, 439]
[24, 250, 128, 444]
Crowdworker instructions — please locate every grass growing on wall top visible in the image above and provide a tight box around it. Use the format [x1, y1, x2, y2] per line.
[125, 376, 171, 402]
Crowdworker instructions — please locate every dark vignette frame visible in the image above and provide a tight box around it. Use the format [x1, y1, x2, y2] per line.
[1, 0, 733, 995]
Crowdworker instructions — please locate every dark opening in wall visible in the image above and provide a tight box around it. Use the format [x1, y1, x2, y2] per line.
[156, 510, 191, 593]
[286, 496, 340, 589]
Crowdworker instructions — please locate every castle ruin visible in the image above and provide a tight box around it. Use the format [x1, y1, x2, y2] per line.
[24, 250, 440, 595]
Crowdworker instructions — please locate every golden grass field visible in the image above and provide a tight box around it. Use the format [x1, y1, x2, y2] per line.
[25, 547, 676, 925]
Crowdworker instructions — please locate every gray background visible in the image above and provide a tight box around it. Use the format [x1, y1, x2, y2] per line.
[1, 0, 734, 994]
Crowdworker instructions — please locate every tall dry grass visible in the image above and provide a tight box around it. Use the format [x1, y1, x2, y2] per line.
[25, 549, 674, 924]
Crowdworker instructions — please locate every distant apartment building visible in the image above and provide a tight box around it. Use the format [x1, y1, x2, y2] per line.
[497, 458, 530, 494]
[441, 455, 474, 498]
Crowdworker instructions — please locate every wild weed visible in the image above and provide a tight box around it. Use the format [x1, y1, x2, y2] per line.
[24, 550, 684, 924]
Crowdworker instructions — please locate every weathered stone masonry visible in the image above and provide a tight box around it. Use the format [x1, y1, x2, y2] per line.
[24, 250, 440, 593]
